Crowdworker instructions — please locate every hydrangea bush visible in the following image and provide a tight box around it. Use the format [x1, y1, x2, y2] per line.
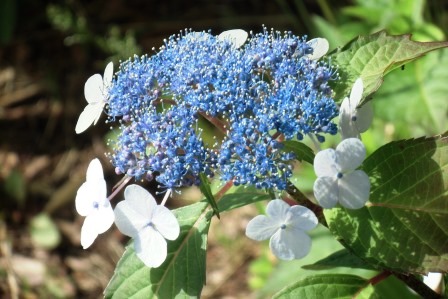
[75, 28, 448, 298]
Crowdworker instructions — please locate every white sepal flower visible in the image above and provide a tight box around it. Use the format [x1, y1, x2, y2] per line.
[218, 29, 248, 48]
[246, 199, 318, 260]
[75, 158, 114, 249]
[75, 62, 113, 134]
[339, 78, 373, 139]
[313, 138, 370, 209]
[307, 38, 329, 60]
[114, 184, 180, 268]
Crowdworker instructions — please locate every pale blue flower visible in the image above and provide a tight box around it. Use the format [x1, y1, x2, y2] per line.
[246, 199, 318, 260]
[313, 138, 370, 209]
[114, 185, 180, 268]
[75, 158, 114, 249]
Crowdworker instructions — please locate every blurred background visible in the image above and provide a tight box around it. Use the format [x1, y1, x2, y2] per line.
[0, 0, 447, 298]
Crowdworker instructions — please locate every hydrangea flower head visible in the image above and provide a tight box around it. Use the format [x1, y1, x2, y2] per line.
[246, 199, 318, 260]
[76, 62, 113, 134]
[313, 138, 370, 209]
[75, 158, 114, 249]
[339, 78, 373, 139]
[114, 184, 180, 268]
[105, 28, 339, 191]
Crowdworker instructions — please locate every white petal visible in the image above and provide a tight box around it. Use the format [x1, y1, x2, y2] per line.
[75, 172, 106, 216]
[307, 38, 329, 60]
[152, 205, 180, 240]
[286, 206, 318, 231]
[75, 183, 94, 216]
[84, 74, 103, 104]
[313, 176, 339, 209]
[218, 29, 248, 48]
[80, 215, 99, 249]
[96, 200, 115, 234]
[135, 227, 167, 268]
[114, 200, 148, 238]
[355, 102, 374, 133]
[314, 148, 338, 177]
[269, 228, 312, 260]
[103, 62, 113, 87]
[75, 102, 104, 134]
[336, 138, 366, 172]
[124, 185, 157, 219]
[266, 199, 290, 221]
[86, 158, 104, 181]
[338, 170, 370, 209]
[350, 78, 363, 107]
[339, 97, 359, 139]
[246, 215, 279, 241]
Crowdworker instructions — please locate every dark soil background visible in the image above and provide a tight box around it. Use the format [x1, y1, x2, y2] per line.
[0, 0, 354, 298]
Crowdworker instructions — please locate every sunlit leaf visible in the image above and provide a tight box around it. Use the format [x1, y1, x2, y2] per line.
[329, 31, 448, 103]
[374, 49, 448, 136]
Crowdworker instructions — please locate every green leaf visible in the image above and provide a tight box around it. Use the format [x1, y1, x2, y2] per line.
[272, 274, 368, 299]
[329, 31, 448, 103]
[374, 48, 448, 136]
[29, 213, 61, 249]
[302, 249, 377, 271]
[217, 192, 270, 213]
[198, 173, 220, 218]
[105, 201, 212, 298]
[281, 140, 315, 164]
[272, 273, 420, 299]
[325, 132, 448, 273]
[4, 169, 26, 205]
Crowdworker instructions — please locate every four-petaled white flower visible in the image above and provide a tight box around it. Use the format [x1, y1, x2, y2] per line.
[339, 78, 373, 139]
[246, 199, 318, 260]
[75, 62, 113, 134]
[114, 184, 180, 268]
[306, 37, 329, 60]
[313, 138, 370, 209]
[217, 29, 248, 48]
[75, 158, 114, 249]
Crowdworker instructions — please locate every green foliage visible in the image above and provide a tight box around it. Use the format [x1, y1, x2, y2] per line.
[105, 201, 212, 298]
[302, 249, 376, 271]
[46, 4, 141, 61]
[325, 133, 448, 273]
[198, 173, 220, 218]
[374, 48, 448, 137]
[217, 191, 271, 212]
[328, 31, 448, 103]
[0, 0, 16, 44]
[272, 274, 368, 299]
[4, 169, 26, 205]
[281, 140, 315, 164]
[272, 274, 421, 299]
[29, 213, 61, 250]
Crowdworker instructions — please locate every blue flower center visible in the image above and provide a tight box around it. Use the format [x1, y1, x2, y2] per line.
[280, 224, 287, 230]
[93, 201, 99, 209]
[337, 172, 343, 179]
[351, 115, 357, 122]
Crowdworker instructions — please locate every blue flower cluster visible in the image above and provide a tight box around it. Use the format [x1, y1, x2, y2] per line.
[106, 28, 339, 190]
